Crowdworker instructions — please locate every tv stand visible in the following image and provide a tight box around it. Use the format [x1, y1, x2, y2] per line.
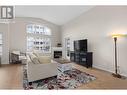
[70, 51, 93, 68]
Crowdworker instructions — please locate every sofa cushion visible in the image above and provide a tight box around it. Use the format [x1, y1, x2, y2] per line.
[38, 56, 51, 64]
[33, 50, 51, 57]
[29, 54, 40, 64]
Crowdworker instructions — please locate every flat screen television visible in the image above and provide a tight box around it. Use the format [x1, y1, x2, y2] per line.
[74, 39, 87, 52]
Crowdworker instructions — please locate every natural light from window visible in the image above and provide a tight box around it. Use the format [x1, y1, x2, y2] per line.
[0, 33, 2, 56]
[26, 24, 51, 53]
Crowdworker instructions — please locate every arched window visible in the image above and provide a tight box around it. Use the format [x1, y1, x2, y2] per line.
[26, 24, 51, 53]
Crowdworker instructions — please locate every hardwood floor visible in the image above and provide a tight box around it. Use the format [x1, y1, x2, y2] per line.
[72, 63, 127, 89]
[0, 64, 23, 89]
[0, 63, 127, 89]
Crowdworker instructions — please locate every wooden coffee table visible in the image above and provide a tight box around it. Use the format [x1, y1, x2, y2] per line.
[54, 58, 72, 72]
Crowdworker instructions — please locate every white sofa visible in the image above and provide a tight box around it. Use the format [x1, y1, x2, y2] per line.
[27, 55, 58, 82]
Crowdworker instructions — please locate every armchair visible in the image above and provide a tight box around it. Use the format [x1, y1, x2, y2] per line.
[10, 51, 26, 63]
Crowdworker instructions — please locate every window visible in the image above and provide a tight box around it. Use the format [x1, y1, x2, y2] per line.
[65, 38, 70, 57]
[0, 33, 2, 55]
[26, 24, 51, 53]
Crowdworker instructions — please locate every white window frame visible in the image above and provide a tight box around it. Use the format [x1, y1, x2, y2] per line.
[0, 33, 2, 56]
[26, 24, 51, 53]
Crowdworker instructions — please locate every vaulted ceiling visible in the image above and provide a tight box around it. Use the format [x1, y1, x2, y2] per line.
[15, 6, 94, 25]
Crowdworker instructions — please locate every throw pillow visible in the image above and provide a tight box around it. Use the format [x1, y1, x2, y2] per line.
[29, 54, 40, 64]
[38, 56, 51, 64]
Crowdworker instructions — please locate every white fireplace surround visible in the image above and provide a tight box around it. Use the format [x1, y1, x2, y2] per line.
[52, 47, 63, 58]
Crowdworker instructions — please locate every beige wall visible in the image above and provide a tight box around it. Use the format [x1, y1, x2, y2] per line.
[0, 17, 61, 64]
[62, 6, 127, 76]
[9, 17, 61, 53]
[0, 24, 9, 64]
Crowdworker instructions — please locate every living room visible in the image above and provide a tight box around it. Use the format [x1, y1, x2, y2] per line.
[0, 6, 127, 90]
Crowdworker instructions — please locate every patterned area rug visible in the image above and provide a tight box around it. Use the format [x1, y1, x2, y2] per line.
[23, 65, 96, 90]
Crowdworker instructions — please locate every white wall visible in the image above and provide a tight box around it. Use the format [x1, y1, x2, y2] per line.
[9, 17, 61, 53]
[62, 6, 127, 76]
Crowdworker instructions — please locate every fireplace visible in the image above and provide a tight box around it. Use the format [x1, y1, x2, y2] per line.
[52, 47, 63, 59]
[54, 51, 62, 58]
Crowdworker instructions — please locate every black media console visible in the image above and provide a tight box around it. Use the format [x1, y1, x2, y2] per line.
[70, 39, 93, 68]
[70, 51, 92, 68]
